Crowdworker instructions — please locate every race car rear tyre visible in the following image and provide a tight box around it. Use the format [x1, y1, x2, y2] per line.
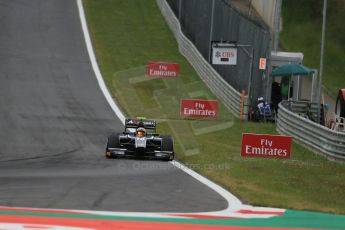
[161, 135, 174, 161]
[106, 133, 120, 158]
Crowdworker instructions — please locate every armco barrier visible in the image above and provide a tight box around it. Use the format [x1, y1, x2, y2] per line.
[156, 0, 245, 118]
[284, 100, 322, 123]
[277, 101, 345, 160]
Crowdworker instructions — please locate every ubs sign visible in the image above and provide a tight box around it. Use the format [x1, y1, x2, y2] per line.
[212, 43, 237, 65]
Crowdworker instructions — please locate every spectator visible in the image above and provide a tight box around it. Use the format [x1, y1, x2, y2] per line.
[271, 81, 282, 114]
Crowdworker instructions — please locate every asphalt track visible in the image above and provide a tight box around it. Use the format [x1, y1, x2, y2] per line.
[0, 0, 228, 212]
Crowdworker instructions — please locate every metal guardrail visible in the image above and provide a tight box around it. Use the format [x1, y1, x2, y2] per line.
[284, 100, 321, 123]
[156, 0, 245, 118]
[277, 101, 345, 160]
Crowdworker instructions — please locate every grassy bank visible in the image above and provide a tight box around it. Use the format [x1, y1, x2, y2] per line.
[84, 0, 345, 214]
[280, 0, 345, 97]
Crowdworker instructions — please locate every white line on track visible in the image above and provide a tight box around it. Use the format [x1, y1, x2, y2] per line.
[76, 0, 285, 218]
[76, 0, 125, 125]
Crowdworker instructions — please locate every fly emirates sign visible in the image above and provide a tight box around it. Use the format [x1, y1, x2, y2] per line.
[180, 99, 218, 118]
[241, 133, 292, 158]
[147, 62, 179, 78]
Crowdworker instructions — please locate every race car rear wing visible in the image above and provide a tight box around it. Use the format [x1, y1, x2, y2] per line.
[125, 118, 156, 131]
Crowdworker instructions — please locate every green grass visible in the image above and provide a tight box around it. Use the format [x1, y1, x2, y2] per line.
[84, 0, 345, 214]
[280, 0, 345, 97]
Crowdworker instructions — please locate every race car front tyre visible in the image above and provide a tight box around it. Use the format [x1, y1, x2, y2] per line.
[161, 135, 174, 161]
[105, 133, 120, 158]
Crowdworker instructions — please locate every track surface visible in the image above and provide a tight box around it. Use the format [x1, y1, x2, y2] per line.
[0, 0, 227, 212]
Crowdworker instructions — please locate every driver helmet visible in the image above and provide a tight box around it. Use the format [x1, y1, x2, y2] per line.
[136, 127, 146, 137]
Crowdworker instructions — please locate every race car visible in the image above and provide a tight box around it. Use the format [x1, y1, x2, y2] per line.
[105, 118, 174, 161]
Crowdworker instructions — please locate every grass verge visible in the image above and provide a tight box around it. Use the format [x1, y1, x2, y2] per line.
[84, 0, 345, 214]
[280, 0, 345, 97]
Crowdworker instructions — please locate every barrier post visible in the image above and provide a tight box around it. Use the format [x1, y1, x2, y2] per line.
[240, 90, 245, 119]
